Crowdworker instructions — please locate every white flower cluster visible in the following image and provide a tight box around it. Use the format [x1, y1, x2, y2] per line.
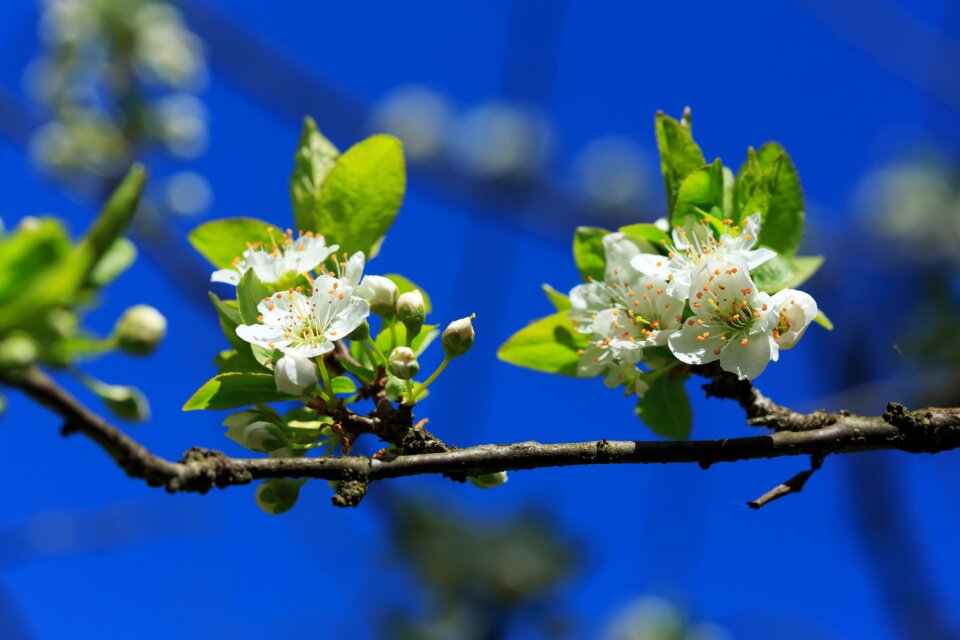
[212, 239, 386, 396]
[570, 214, 817, 387]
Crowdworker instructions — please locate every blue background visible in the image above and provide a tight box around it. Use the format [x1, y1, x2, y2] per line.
[1, 1, 959, 638]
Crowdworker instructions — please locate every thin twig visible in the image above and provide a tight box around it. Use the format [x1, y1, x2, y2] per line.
[747, 454, 825, 509]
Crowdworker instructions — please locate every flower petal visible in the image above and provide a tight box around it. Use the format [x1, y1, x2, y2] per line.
[631, 253, 671, 279]
[668, 321, 723, 365]
[327, 298, 370, 340]
[344, 251, 365, 289]
[211, 269, 240, 285]
[236, 323, 288, 349]
[718, 333, 776, 380]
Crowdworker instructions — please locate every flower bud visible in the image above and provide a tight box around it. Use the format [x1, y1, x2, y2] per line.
[356, 275, 398, 318]
[97, 384, 150, 422]
[388, 346, 419, 380]
[772, 289, 818, 351]
[255, 479, 302, 515]
[396, 290, 426, 339]
[113, 305, 167, 355]
[469, 471, 509, 489]
[347, 320, 370, 341]
[274, 353, 318, 396]
[0, 334, 38, 369]
[441, 315, 475, 358]
[226, 420, 286, 453]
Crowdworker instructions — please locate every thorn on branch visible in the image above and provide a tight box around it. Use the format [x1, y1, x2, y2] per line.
[748, 455, 825, 510]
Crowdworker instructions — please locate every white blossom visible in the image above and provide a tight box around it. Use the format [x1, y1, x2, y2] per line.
[667, 260, 780, 380]
[235, 273, 369, 358]
[211, 229, 338, 286]
[631, 214, 775, 299]
[570, 233, 685, 390]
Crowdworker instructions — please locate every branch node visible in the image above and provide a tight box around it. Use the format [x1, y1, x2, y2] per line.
[595, 439, 613, 461]
[331, 469, 369, 508]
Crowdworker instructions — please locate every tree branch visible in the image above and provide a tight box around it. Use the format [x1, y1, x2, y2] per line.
[3, 367, 960, 503]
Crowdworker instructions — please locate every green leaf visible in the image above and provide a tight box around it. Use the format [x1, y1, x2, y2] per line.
[497, 311, 586, 376]
[183, 372, 291, 411]
[0, 220, 75, 331]
[573, 226, 609, 282]
[735, 144, 804, 255]
[672, 158, 724, 226]
[814, 310, 834, 331]
[208, 293, 246, 351]
[0, 219, 72, 304]
[655, 111, 706, 215]
[301, 134, 406, 258]
[290, 116, 340, 235]
[636, 372, 692, 439]
[619, 223, 670, 248]
[751, 255, 823, 293]
[756, 143, 804, 254]
[542, 284, 571, 311]
[87, 238, 137, 288]
[384, 274, 432, 313]
[215, 349, 267, 374]
[237, 269, 272, 326]
[331, 376, 357, 395]
[189, 217, 278, 270]
[77, 164, 146, 284]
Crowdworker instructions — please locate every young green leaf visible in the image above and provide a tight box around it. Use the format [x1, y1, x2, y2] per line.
[619, 223, 670, 248]
[0, 219, 74, 331]
[756, 143, 804, 255]
[497, 311, 586, 376]
[291, 116, 340, 234]
[215, 349, 268, 374]
[237, 269, 272, 326]
[735, 143, 804, 255]
[331, 376, 357, 395]
[189, 217, 277, 269]
[573, 226, 609, 282]
[636, 372, 692, 439]
[303, 134, 406, 258]
[183, 372, 291, 411]
[542, 284, 571, 311]
[751, 255, 823, 293]
[77, 164, 146, 283]
[655, 111, 706, 215]
[208, 293, 245, 348]
[672, 158, 725, 226]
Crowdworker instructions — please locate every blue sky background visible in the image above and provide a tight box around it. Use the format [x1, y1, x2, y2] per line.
[0, 1, 959, 638]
